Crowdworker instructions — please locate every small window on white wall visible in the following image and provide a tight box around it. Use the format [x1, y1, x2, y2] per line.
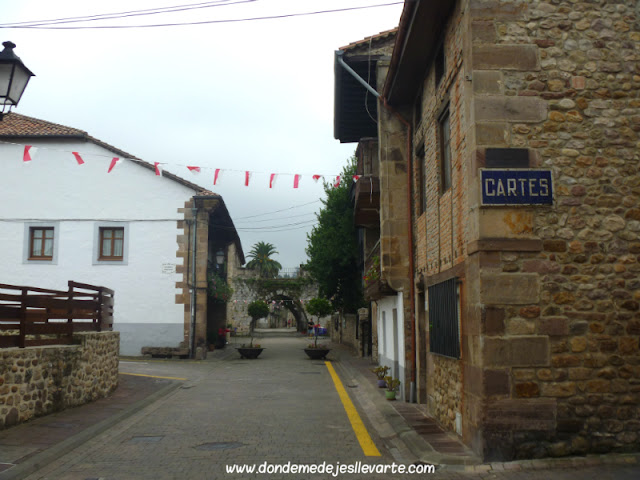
[93, 222, 129, 265]
[23, 222, 59, 264]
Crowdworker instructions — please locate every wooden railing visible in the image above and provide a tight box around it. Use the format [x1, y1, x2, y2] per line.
[0, 281, 114, 348]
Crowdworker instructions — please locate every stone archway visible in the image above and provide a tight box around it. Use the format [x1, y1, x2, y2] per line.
[270, 294, 308, 332]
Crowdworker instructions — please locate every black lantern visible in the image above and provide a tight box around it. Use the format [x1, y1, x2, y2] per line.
[0, 41, 35, 119]
[216, 250, 225, 267]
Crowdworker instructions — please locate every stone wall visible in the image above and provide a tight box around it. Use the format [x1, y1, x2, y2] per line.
[411, 0, 469, 439]
[466, 0, 640, 460]
[330, 313, 359, 352]
[0, 331, 120, 429]
[226, 259, 320, 334]
[427, 353, 462, 432]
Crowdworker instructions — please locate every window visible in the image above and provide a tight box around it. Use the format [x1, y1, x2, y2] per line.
[99, 227, 124, 260]
[428, 278, 460, 358]
[23, 223, 59, 264]
[439, 106, 452, 193]
[29, 227, 54, 259]
[93, 223, 128, 265]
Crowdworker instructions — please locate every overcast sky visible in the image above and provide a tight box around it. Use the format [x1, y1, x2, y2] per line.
[2, 0, 403, 267]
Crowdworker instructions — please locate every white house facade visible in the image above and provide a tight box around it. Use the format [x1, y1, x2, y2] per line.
[376, 292, 406, 400]
[0, 113, 239, 356]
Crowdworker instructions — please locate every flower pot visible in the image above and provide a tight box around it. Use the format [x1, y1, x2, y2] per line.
[303, 348, 331, 360]
[385, 390, 396, 400]
[236, 347, 265, 359]
[377, 379, 387, 388]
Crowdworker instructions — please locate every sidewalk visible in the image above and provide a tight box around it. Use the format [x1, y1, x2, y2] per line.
[0, 372, 181, 480]
[329, 343, 481, 467]
[328, 341, 640, 474]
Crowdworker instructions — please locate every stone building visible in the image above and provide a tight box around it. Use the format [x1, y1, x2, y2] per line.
[338, 0, 640, 462]
[176, 197, 244, 357]
[334, 29, 413, 398]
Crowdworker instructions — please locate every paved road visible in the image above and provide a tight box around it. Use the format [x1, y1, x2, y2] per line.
[24, 336, 394, 480]
[22, 336, 640, 480]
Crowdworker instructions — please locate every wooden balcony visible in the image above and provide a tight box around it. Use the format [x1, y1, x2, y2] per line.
[352, 175, 380, 228]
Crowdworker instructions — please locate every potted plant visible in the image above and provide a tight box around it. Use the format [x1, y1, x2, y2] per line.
[384, 376, 401, 400]
[372, 365, 390, 388]
[237, 300, 269, 359]
[303, 297, 333, 360]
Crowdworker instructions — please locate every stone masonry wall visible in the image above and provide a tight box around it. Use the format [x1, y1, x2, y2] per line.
[466, 0, 640, 460]
[427, 353, 463, 432]
[0, 331, 119, 429]
[412, 0, 468, 433]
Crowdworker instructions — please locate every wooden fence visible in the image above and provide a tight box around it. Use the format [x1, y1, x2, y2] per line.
[0, 281, 114, 348]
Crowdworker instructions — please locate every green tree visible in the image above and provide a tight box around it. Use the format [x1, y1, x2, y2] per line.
[305, 297, 333, 320]
[247, 300, 270, 323]
[305, 155, 364, 313]
[305, 297, 334, 347]
[246, 241, 282, 278]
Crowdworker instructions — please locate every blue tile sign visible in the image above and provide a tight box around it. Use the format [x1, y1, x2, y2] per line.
[481, 169, 553, 206]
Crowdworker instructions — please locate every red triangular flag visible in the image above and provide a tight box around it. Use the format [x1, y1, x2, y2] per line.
[214, 168, 221, 185]
[269, 173, 277, 189]
[72, 152, 85, 165]
[107, 157, 120, 173]
[154, 162, 163, 176]
[312, 175, 322, 182]
[352, 175, 360, 182]
[293, 174, 300, 189]
[23, 145, 37, 162]
[245, 171, 251, 187]
[333, 176, 341, 188]
[187, 166, 201, 174]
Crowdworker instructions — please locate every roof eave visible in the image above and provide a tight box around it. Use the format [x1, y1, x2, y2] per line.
[383, 0, 456, 106]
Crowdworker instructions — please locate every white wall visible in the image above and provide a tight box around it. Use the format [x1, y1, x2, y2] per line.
[0, 139, 197, 354]
[377, 292, 405, 399]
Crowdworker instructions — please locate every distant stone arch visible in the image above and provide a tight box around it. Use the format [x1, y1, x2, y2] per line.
[227, 268, 319, 334]
[270, 293, 308, 332]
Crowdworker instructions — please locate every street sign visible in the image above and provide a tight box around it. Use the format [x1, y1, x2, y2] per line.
[480, 169, 553, 206]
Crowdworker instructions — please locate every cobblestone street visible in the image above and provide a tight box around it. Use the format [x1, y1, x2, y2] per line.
[4, 335, 638, 480]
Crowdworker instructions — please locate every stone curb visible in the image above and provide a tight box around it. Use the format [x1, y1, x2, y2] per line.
[438, 452, 640, 473]
[0, 379, 182, 480]
[330, 347, 481, 467]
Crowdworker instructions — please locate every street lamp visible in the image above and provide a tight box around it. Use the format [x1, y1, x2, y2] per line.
[0, 41, 35, 120]
[216, 249, 225, 273]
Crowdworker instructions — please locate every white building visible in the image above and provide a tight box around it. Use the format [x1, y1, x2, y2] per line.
[0, 113, 242, 356]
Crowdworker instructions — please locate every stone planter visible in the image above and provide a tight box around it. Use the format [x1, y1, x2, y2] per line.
[236, 347, 265, 359]
[303, 348, 331, 360]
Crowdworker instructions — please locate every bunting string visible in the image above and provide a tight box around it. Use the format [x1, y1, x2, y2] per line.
[1, 140, 361, 189]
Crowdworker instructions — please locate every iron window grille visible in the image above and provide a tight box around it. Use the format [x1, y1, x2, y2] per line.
[428, 277, 460, 358]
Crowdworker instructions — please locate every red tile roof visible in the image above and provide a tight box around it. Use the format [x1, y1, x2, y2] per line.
[339, 28, 398, 51]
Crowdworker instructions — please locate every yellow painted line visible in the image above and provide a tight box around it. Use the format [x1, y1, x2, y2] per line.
[325, 361, 381, 457]
[119, 372, 187, 381]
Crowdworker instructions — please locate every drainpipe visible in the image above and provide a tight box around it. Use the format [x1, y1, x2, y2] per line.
[189, 205, 198, 358]
[336, 54, 417, 403]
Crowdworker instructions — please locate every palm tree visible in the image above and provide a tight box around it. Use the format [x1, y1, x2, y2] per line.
[246, 241, 282, 278]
